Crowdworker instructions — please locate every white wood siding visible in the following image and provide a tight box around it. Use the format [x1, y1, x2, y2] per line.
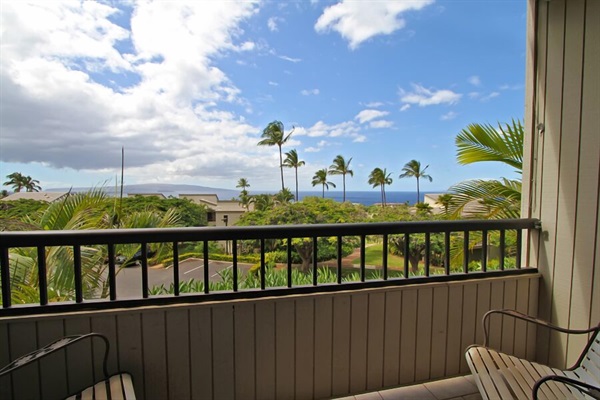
[0, 275, 539, 400]
[523, 0, 600, 368]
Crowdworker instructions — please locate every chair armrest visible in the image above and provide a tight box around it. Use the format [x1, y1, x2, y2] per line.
[482, 309, 600, 346]
[533, 375, 600, 400]
[0, 333, 109, 378]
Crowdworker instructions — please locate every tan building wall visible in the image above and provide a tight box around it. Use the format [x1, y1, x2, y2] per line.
[522, 0, 599, 367]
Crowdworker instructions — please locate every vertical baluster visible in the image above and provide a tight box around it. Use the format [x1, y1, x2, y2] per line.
[481, 230, 488, 272]
[313, 237, 318, 286]
[108, 244, 116, 301]
[141, 242, 149, 298]
[424, 232, 431, 277]
[499, 230, 506, 270]
[404, 233, 410, 278]
[232, 239, 238, 292]
[203, 241, 210, 294]
[287, 238, 292, 288]
[337, 236, 343, 284]
[260, 239, 265, 290]
[463, 231, 470, 273]
[37, 246, 48, 305]
[383, 234, 388, 280]
[360, 235, 366, 282]
[516, 229, 522, 269]
[1, 246, 11, 308]
[73, 245, 83, 303]
[444, 231, 451, 275]
[173, 242, 180, 296]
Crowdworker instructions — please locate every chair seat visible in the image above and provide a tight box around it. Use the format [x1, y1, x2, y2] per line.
[65, 373, 136, 400]
[466, 346, 591, 400]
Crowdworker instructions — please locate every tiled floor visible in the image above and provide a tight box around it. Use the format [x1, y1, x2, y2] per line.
[333, 375, 482, 400]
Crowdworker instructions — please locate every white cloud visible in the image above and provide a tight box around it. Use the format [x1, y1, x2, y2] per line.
[355, 109, 389, 124]
[268, 81, 279, 86]
[499, 83, 523, 91]
[305, 146, 321, 153]
[481, 92, 500, 102]
[267, 17, 281, 32]
[295, 120, 361, 140]
[301, 88, 320, 96]
[441, 111, 458, 120]
[0, 1, 279, 186]
[279, 55, 302, 63]
[468, 92, 480, 99]
[400, 84, 461, 106]
[365, 101, 384, 108]
[315, 0, 434, 49]
[353, 135, 367, 143]
[468, 75, 481, 86]
[370, 120, 393, 128]
[400, 104, 411, 112]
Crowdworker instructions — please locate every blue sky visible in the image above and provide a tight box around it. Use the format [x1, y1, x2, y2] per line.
[0, 0, 526, 193]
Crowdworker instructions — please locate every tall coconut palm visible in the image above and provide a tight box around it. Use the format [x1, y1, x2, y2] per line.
[368, 167, 393, 206]
[4, 172, 27, 192]
[23, 176, 42, 192]
[311, 169, 336, 198]
[258, 121, 294, 191]
[282, 149, 305, 201]
[448, 119, 523, 219]
[328, 155, 353, 202]
[436, 193, 454, 216]
[236, 178, 250, 194]
[399, 160, 432, 204]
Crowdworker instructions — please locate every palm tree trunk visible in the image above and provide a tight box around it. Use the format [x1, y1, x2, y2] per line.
[416, 178, 420, 204]
[295, 167, 299, 201]
[342, 174, 346, 202]
[278, 145, 285, 191]
[322, 184, 325, 198]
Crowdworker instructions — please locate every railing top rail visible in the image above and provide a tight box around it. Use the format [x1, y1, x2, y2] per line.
[0, 218, 540, 247]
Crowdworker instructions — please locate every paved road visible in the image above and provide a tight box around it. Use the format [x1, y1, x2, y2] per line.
[115, 258, 253, 298]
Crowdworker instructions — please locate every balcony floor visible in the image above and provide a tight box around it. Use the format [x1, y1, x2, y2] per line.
[334, 375, 482, 400]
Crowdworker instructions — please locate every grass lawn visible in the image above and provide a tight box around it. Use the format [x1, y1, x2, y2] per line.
[350, 243, 407, 269]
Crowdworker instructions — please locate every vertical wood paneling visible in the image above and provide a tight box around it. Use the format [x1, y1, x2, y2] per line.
[569, 0, 600, 365]
[366, 292, 385, 390]
[295, 298, 314, 399]
[275, 300, 294, 400]
[189, 307, 212, 400]
[64, 317, 94, 395]
[116, 313, 144, 399]
[9, 321, 39, 400]
[514, 279, 530, 359]
[430, 286, 448, 380]
[445, 285, 463, 376]
[488, 281, 504, 350]
[255, 301, 275, 400]
[415, 288, 433, 381]
[234, 303, 256, 400]
[474, 282, 491, 345]
[535, 0, 565, 366]
[313, 296, 333, 399]
[331, 295, 351, 397]
[349, 294, 368, 393]
[36, 319, 66, 400]
[141, 311, 168, 400]
[90, 315, 119, 380]
[166, 309, 191, 400]
[0, 323, 12, 400]
[399, 290, 417, 384]
[212, 306, 235, 400]
[459, 284, 477, 373]
[501, 279, 517, 356]
[382, 290, 401, 388]
[527, 277, 539, 361]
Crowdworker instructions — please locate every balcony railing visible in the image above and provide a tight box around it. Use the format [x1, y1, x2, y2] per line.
[0, 218, 540, 316]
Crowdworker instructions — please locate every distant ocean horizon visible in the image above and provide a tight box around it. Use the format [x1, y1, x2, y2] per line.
[255, 191, 447, 206]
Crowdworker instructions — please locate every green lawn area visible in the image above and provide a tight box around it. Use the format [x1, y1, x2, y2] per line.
[350, 243, 407, 269]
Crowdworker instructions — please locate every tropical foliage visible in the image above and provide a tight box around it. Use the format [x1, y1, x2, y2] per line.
[311, 168, 336, 198]
[399, 159, 432, 204]
[328, 155, 353, 202]
[3, 172, 42, 192]
[448, 119, 523, 219]
[258, 120, 294, 191]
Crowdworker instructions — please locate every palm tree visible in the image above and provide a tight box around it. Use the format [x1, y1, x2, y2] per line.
[4, 172, 27, 192]
[236, 178, 250, 194]
[328, 155, 353, 202]
[274, 188, 295, 205]
[253, 194, 276, 211]
[23, 176, 42, 192]
[368, 167, 393, 206]
[448, 120, 523, 219]
[311, 168, 336, 198]
[436, 193, 454, 215]
[399, 160, 432, 204]
[258, 121, 294, 191]
[282, 149, 305, 201]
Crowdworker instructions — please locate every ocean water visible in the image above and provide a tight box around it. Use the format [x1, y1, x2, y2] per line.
[296, 191, 430, 206]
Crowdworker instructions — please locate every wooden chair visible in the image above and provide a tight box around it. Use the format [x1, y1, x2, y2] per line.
[465, 309, 600, 400]
[0, 332, 136, 399]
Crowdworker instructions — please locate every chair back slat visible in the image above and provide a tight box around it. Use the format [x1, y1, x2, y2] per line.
[576, 333, 600, 388]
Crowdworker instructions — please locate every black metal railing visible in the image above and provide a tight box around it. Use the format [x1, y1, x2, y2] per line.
[0, 218, 540, 316]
